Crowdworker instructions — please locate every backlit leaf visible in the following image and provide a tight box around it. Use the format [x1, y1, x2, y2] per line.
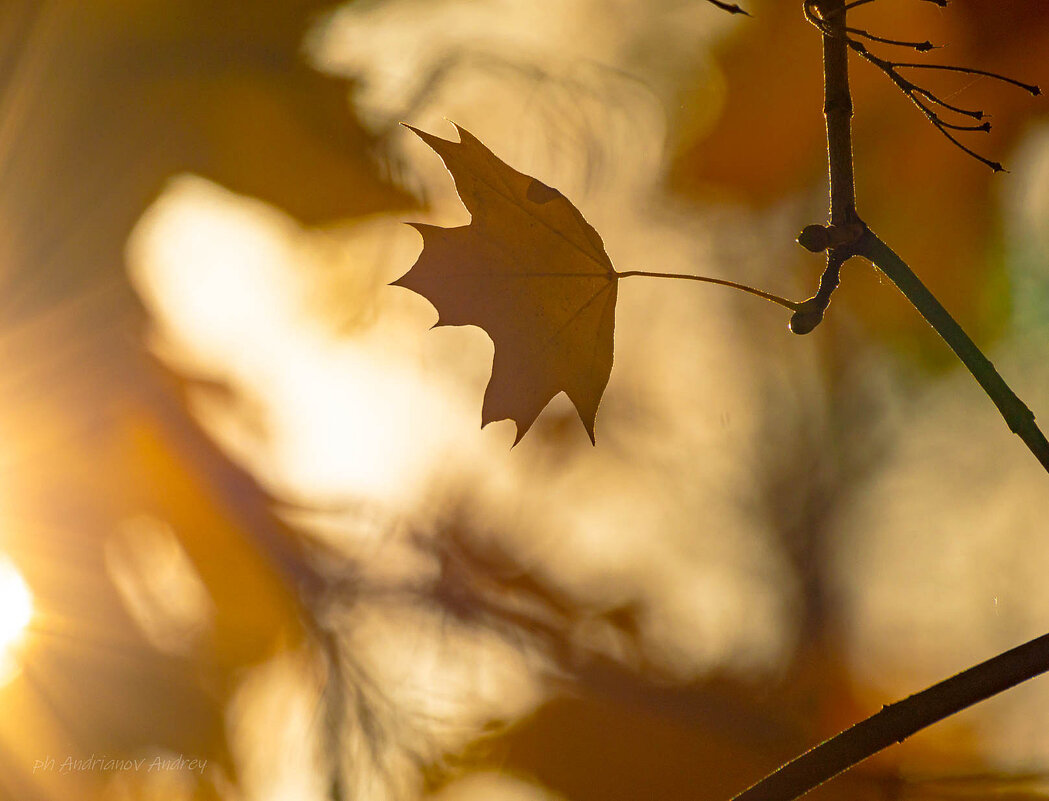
[394, 123, 618, 444]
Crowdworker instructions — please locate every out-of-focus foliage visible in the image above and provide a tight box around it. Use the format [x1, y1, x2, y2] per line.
[0, 0, 405, 798]
[5, 1, 1049, 800]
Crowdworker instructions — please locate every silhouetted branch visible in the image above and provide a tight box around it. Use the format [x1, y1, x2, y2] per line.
[891, 61, 1039, 94]
[796, 0, 1049, 467]
[732, 633, 1049, 801]
[704, 0, 750, 16]
[789, 0, 857, 334]
[845, 41, 1038, 171]
[804, 0, 1040, 171]
[860, 231, 1049, 470]
[741, 5, 1049, 796]
[844, 27, 935, 52]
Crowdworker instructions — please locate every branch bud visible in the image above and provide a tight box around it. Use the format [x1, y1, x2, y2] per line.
[797, 225, 829, 252]
[788, 297, 826, 335]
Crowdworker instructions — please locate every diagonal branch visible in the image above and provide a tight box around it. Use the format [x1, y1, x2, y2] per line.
[860, 231, 1049, 470]
[796, 0, 1049, 476]
[732, 632, 1049, 801]
[735, 4, 1049, 798]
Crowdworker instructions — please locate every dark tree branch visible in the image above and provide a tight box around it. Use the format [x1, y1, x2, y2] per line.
[735, 3, 1049, 798]
[799, 0, 1049, 467]
[790, 0, 858, 333]
[860, 231, 1049, 469]
[818, 0, 856, 227]
[732, 633, 1049, 801]
[805, 0, 1039, 171]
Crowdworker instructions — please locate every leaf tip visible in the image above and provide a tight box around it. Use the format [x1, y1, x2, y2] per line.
[511, 426, 528, 448]
[401, 121, 456, 152]
[389, 265, 411, 289]
[579, 408, 598, 445]
[480, 408, 528, 447]
[567, 394, 600, 445]
[448, 121, 486, 151]
[400, 121, 424, 139]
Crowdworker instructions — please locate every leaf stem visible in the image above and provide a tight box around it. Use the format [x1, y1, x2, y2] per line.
[617, 270, 800, 311]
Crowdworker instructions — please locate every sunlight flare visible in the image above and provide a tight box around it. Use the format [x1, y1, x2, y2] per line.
[0, 555, 33, 685]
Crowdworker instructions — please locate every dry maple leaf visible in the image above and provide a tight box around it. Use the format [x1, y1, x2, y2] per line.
[393, 123, 618, 445]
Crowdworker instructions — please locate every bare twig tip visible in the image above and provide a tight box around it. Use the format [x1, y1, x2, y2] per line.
[789, 308, 823, 335]
[704, 0, 749, 14]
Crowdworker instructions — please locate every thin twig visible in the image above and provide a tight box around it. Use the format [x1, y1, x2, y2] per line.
[841, 0, 878, 12]
[912, 87, 983, 119]
[733, 633, 1049, 801]
[845, 26, 935, 51]
[893, 61, 1039, 95]
[805, 0, 1040, 170]
[704, 0, 750, 15]
[845, 40, 1006, 170]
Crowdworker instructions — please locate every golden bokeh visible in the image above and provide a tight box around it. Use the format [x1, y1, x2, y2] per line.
[3, 1, 1049, 799]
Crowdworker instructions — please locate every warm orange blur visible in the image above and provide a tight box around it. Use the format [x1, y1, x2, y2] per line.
[3, 0, 1049, 800]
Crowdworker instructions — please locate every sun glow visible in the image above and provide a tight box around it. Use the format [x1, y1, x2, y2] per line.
[0, 556, 33, 685]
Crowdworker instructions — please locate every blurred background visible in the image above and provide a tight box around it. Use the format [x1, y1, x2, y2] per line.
[1, 0, 1049, 799]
